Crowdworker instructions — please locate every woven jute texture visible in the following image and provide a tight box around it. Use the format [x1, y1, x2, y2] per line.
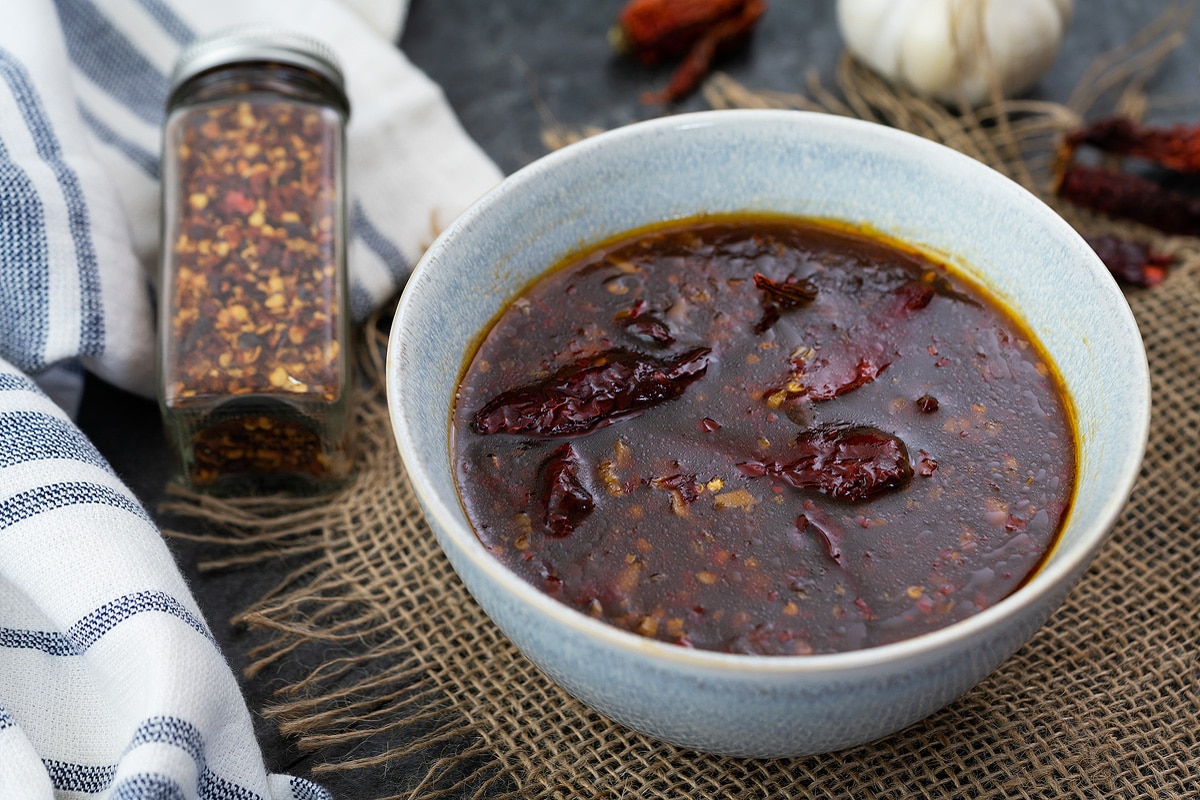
[166, 12, 1200, 799]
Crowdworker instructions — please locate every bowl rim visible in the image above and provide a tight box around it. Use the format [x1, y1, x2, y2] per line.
[388, 108, 1152, 675]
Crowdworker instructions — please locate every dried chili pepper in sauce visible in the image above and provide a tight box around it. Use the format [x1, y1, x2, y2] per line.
[159, 30, 353, 493]
[611, 0, 766, 104]
[472, 348, 711, 437]
[752, 271, 818, 333]
[453, 216, 1076, 655]
[540, 443, 595, 537]
[775, 281, 934, 403]
[739, 424, 914, 502]
[752, 272, 819, 306]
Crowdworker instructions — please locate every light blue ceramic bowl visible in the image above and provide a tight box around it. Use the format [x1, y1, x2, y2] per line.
[386, 110, 1149, 758]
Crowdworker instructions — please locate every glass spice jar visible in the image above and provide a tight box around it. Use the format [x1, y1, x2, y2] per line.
[158, 27, 353, 494]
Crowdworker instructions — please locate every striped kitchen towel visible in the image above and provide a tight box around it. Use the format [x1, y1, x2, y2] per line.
[0, 0, 501, 798]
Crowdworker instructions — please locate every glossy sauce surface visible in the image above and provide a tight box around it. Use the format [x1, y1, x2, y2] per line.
[452, 216, 1076, 655]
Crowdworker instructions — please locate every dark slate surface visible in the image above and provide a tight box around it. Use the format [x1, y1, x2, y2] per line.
[77, 2, 1199, 797]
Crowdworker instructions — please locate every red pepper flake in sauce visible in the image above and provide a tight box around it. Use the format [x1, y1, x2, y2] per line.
[452, 216, 1076, 655]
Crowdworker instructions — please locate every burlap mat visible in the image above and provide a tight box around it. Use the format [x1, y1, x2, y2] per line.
[165, 10, 1200, 799]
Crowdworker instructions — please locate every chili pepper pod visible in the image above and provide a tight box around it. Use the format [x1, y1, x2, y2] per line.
[611, 0, 750, 63]
[158, 27, 353, 494]
[1055, 162, 1200, 238]
[611, 0, 766, 104]
[1083, 234, 1171, 288]
[1063, 116, 1200, 174]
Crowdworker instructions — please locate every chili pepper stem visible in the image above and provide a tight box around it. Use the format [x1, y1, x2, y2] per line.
[609, 26, 632, 55]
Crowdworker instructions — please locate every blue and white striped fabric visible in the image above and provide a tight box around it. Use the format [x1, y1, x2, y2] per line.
[0, 0, 501, 797]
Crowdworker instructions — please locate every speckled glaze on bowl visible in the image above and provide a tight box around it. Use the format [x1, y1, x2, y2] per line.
[386, 110, 1149, 758]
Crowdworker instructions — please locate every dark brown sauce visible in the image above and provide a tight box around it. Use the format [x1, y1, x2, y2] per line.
[452, 215, 1076, 655]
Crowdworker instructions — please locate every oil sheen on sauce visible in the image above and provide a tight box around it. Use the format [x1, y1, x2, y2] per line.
[451, 215, 1076, 655]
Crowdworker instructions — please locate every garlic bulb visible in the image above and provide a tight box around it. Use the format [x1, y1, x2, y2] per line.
[836, 0, 1073, 107]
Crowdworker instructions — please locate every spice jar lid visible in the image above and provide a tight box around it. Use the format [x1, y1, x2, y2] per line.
[170, 25, 347, 98]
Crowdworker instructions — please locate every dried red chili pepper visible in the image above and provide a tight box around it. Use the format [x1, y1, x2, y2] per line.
[1064, 116, 1200, 173]
[472, 347, 711, 437]
[613, 0, 747, 62]
[611, 0, 766, 104]
[1083, 234, 1171, 287]
[788, 281, 934, 401]
[801, 356, 887, 403]
[1056, 163, 1200, 237]
[621, 302, 676, 344]
[739, 424, 914, 502]
[753, 272, 819, 306]
[624, 317, 675, 343]
[540, 443, 594, 537]
[653, 472, 701, 503]
[889, 281, 936, 314]
[796, 508, 844, 567]
[752, 271, 818, 333]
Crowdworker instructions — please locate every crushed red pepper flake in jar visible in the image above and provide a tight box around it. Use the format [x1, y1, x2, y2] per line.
[158, 28, 353, 493]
